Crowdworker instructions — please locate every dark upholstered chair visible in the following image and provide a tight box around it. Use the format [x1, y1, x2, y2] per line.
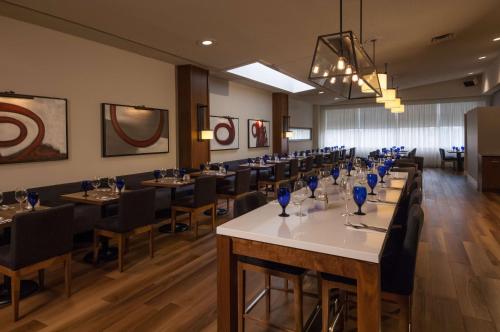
[439, 148, 456, 169]
[313, 154, 324, 171]
[0, 205, 74, 321]
[234, 191, 307, 331]
[217, 169, 252, 214]
[93, 188, 156, 272]
[258, 163, 288, 198]
[286, 159, 300, 182]
[171, 176, 217, 238]
[320, 204, 424, 332]
[299, 156, 315, 178]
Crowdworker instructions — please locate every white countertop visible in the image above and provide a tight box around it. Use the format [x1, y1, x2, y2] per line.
[217, 172, 408, 263]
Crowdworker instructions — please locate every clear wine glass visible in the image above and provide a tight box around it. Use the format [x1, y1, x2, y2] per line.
[173, 168, 180, 181]
[160, 168, 167, 181]
[14, 189, 27, 212]
[340, 177, 353, 217]
[108, 177, 116, 194]
[292, 180, 308, 217]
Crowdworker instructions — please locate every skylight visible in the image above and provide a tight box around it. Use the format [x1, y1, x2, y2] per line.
[227, 62, 315, 93]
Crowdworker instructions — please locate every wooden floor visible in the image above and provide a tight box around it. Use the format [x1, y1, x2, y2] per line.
[0, 168, 499, 331]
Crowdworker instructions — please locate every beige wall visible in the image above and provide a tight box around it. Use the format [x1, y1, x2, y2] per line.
[209, 77, 273, 162]
[288, 98, 314, 152]
[482, 55, 500, 94]
[0, 16, 177, 192]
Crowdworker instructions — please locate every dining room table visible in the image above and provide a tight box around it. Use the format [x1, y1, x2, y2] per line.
[447, 150, 465, 171]
[216, 172, 407, 332]
[141, 177, 195, 233]
[0, 203, 50, 305]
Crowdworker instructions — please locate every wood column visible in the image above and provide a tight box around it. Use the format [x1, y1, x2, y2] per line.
[272, 93, 289, 155]
[177, 65, 210, 169]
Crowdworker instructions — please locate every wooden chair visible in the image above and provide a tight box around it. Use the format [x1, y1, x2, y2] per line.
[258, 163, 288, 198]
[217, 168, 251, 214]
[93, 188, 156, 272]
[439, 148, 456, 169]
[171, 176, 217, 238]
[0, 205, 74, 321]
[320, 204, 424, 332]
[233, 192, 307, 332]
[286, 159, 300, 182]
[298, 156, 315, 178]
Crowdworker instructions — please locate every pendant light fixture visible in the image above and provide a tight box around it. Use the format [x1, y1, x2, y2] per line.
[308, 0, 382, 99]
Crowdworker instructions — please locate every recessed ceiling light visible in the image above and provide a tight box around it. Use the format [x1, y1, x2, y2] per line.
[319, 91, 325, 94]
[478, 56, 486, 60]
[227, 62, 315, 93]
[468, 72, 474, 75]
[493, 37, 500, 42]
[199, 39, 215, 46]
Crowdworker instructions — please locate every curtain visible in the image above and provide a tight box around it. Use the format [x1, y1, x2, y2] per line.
[320, 100, 485, 167]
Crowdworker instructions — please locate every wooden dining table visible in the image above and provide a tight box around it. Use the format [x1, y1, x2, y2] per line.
[216, 172, 407, 332]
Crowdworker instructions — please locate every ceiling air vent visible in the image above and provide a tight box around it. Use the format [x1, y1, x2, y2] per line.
[463, 78, 478, 87]
[431, 33, 455, 44]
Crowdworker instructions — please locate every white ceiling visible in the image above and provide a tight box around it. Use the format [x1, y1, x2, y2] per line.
[1, 0, 499, 104]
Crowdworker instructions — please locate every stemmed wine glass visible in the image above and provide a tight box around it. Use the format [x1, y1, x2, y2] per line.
[173, 168, 180, 182]
[384, 159, 393, 176]
[116, 178, 125, 194]
[307, 176, 318, 199]
[108, 177, 116, 194]
[292, 180, 308, 217]
[160, 168, 167, 181]
[347, 161, 353, 176]
[81, 180, 92, 197]
[14, 189, 27, 212]
[352, 186, 367, 215]
[92, 177, 101, 192]
[331, 167, 340, 185]
[153, 170, 161, 182]
[378, 165, 387, 184]
[27, 191, 39, 211]
[340, 177, 353, 216]
[277, 187, 291, 217]
[367, 173, 378, 195]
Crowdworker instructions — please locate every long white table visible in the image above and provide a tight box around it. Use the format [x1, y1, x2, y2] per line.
[216, 172, 408, 332]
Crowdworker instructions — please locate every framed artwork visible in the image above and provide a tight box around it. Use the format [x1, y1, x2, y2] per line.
[210, 116, 239, 151]
[0, 93, 68, 165]
[248, 119, 270, 148]
[102, 103, 169, 157]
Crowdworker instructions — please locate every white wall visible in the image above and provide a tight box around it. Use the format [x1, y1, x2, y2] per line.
[209, 77, 273, 162]
[0, 16, 177, 191]
[289, 98, 314, 152]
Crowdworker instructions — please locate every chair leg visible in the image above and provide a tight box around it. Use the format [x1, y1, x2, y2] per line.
[149, 227, 154, 259]
[93, 231, 99, 265]
[117, 234, 125, 272]
[38, 269, 45, 290]
[65, 253, 72, 298]
[293, 276, 303, 332]
[237, 263, 246, 332]
[11, 275, 20, 321]
[171, 209, 177, 233]
[397, 295, 410, 332]
[194, 213, 199, 239]
[321, 281, 330, 332]
[265, 273, 271, 319]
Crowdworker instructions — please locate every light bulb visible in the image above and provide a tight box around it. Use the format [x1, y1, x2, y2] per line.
[358, 78, 364, 87]
[312, 65, 319, 74]
[352, 73, 359, 82]
[323, 71, 329, 77]
[345, 65, 353, 75]
[342, 76, 349, 83]
[337, 57, 346, 70]
[329, 77, 336, 84]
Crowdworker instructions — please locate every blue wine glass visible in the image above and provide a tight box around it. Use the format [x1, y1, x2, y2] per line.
[367, 173, 378, 195]
[331, 167, 340, 185]
[153, 169, 161, 182]
[277, 187, 291, 217]
[347, 161, 353, 176]
[352, 186, 367, 215]
[378, 165, 387, 184]
[384, 159, 392, 175]
[308, 176, 318, 198]
[461, 146, 465, 151]
[27, 191, 39, 211]
[81, 180, 91, 197]
[116, 178, 125, 194]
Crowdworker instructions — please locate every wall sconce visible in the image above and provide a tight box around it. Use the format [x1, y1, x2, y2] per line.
[197, 104, 213, 141]
[283, 115, 293, 139]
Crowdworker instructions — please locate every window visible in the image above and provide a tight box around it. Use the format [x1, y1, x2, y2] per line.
[319, 100, 485, 166]
[289, 127, 312, 141]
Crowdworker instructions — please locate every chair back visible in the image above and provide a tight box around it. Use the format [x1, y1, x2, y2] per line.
[194, 176, 216, 207]
[304, 156, 314, 171]
[273, 163, 286, 181]
[289, 159, 299, 178]
[118, 188, 156, 231]
[234, 169, 251, 195]
[408, 189, 423, 207]
[340, 149, 347, 159]
[314, 154, 324, 167]
[349, 147, 356, 159]
[233, 192, 267, 218]
[9, 204, 74, 270]
[332, 150, 340, 163]
[439, 148, 446, 160]
[408, 148, 417, 159]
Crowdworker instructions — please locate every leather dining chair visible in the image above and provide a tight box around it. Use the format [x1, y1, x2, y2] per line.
[171, 176, 217, 239]
[258, 163, 288, 198]
[0, 205, 74, 321]
[217, 168, 252, 215]
[286, 159, 300, 182]
[320, 204, 424, 332]
[93, 188, 156, 272]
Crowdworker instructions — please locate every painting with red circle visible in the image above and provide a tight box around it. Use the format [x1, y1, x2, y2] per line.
[248, 119, 270, 148]
[0, 94, 68, 165]
[210, 116, 239, 151]
[102, 103, 169, 157]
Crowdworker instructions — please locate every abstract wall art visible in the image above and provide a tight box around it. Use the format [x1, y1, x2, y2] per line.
[248, 119, 270, 148]
[102, 103, 169, 157]
[210, 116, 239, 151]
[0, 93, 68, 165]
